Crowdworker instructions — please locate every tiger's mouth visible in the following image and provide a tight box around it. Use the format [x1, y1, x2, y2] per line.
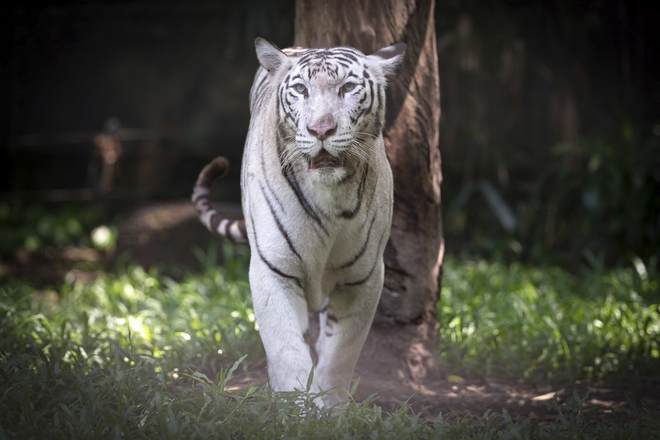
[308, 149, 345, 169]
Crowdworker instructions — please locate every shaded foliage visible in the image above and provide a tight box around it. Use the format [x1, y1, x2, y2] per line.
[0, 202, 103, 260]
[436, 0, 660, 266]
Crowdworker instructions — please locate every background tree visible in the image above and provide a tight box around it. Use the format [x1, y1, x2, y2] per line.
[294, 0, 444, 382]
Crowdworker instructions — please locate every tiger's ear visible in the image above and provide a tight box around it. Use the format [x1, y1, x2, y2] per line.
[368, 43, 407, 78]
[255, 38, 288, 74]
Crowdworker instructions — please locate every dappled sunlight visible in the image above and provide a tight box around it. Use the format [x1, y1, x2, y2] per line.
[4, 263, 262, 371]
[2, 253, 659, 436]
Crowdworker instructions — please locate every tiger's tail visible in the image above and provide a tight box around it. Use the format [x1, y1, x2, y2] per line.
[192, 157, 247, 242]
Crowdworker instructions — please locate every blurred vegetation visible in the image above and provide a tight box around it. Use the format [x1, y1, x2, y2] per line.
[435, 1, 660, 266]
[444, 128, 660, 266]
[5, 0, 658, 267]
[0, 202, 112, 262]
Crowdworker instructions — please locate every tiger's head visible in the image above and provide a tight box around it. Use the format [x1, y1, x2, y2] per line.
[255, 38, 406, 183]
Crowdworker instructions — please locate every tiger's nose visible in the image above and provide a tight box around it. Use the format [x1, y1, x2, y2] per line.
[307, 115, 337, 140]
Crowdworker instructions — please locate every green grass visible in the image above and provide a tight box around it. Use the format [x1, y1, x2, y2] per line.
[439, 257, 660, 385]
[1, 247, 659, 438]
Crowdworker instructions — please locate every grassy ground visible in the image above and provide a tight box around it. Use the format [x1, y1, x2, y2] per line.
[439, 257, 660, 385]
[1, 244, 659, 438]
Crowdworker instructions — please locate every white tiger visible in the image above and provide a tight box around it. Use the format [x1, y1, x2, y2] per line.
[192, 38, 405, 406]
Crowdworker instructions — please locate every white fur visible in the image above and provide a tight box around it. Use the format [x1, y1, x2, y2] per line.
[241, 39, 404, 406]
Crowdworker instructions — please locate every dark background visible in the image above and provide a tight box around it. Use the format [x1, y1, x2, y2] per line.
[2, 0, 659, 268]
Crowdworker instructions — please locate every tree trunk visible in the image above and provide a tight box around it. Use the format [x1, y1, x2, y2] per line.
[295, 0, 444, 382]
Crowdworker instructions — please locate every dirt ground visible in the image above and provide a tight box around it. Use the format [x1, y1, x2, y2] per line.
[226, 364, 660, 422]
[7, 201, 659, 422]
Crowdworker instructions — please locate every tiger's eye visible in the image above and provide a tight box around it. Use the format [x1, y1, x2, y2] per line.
[294, 84, 307, 94]
[341, 82, 356, 92]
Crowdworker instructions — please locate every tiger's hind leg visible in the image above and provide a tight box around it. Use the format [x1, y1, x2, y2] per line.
[313, 263, 384, 407]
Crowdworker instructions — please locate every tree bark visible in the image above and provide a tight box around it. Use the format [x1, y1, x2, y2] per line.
[295, 0, 444, 382]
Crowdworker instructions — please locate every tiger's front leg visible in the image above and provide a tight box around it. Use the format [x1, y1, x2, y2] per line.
[313, 262, 384, 407]
[249, 256, 314, 392]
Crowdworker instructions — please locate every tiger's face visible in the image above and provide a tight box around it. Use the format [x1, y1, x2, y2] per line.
[256, 40, 406, 183]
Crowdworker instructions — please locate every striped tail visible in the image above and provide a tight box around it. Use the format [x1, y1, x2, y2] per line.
[192, 157, 247, 242]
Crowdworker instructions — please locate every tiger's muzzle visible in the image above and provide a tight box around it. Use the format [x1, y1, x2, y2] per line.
[308, 149, 345, 169]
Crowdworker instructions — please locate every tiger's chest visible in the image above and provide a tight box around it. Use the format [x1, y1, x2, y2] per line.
[243, 143, 390, 300]
[287, 197, 386, 305]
